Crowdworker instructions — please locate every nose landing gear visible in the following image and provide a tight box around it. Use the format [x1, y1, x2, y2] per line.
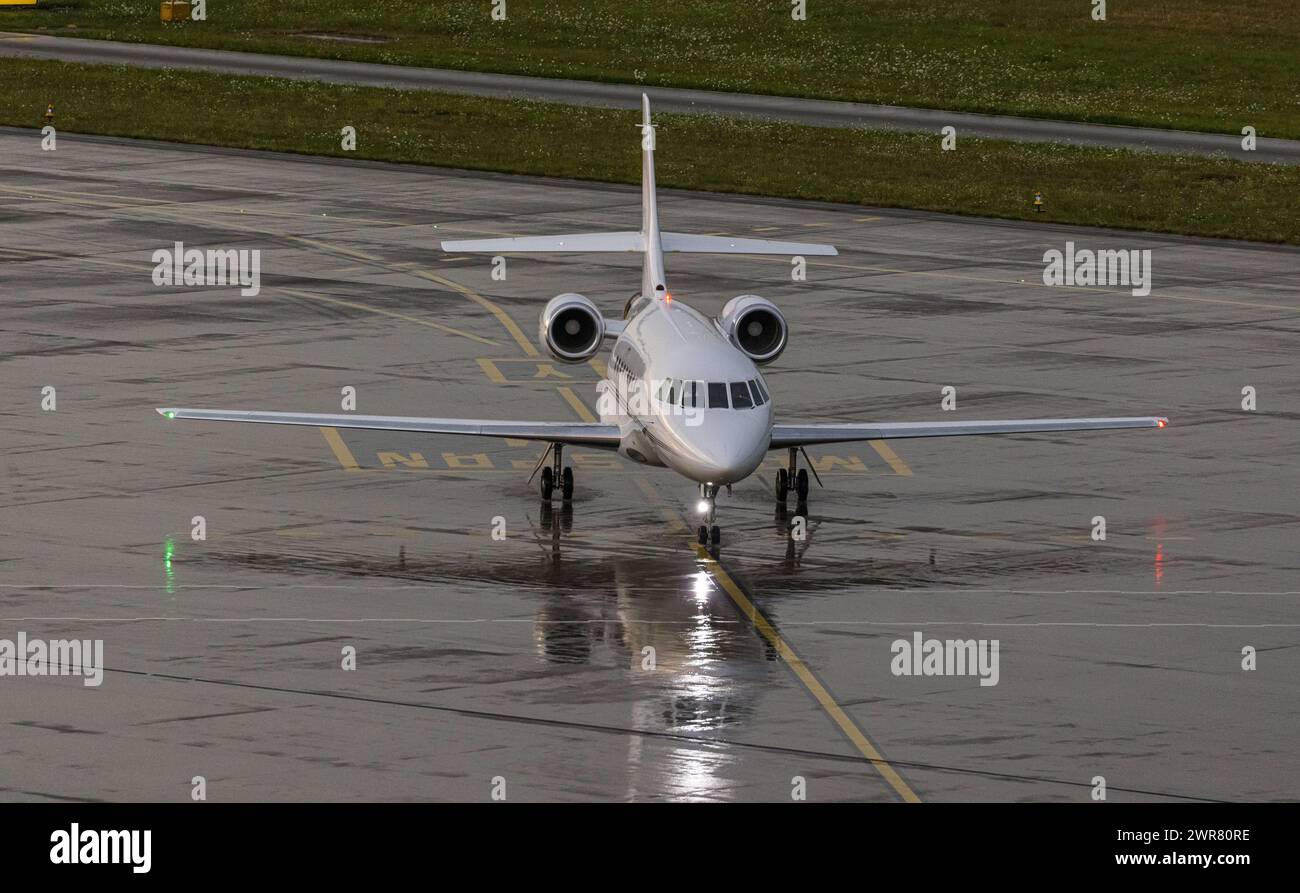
[696, 483, 721, 547]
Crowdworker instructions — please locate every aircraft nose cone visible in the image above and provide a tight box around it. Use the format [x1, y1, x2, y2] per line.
[679, 418, 767, 484]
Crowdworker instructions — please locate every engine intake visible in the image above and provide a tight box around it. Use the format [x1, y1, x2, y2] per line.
[718, 295, 788, 364]
[540, 293, 604, 363]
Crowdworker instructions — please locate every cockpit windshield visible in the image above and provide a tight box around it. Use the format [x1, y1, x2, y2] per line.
[707, 382, 729, 409]
[656, 378, 769, 411]
[679, 380, 703, 408]
[730, 381, 753, 409]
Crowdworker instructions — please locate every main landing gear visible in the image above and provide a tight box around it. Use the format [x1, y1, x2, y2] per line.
[696, 482, 721, 548]
[775, 446, 819, 505]
[532, 443, 574, 502]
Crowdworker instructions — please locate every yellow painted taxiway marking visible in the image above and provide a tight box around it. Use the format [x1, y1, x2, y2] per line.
[557, 386, 599, 422]
[279, 287, 496, 345]
[414, 270, 540, 357]
[279, 236, 538, 353]
[476, 358, 509, 384]
[319, 427, 361, 472]
[560, 367, 917, 799]
[693, 545, 921, 802]
[868, 440, 913, 477]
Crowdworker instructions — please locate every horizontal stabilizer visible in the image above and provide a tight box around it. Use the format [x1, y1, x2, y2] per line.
[442, 232, 643, 253]
[661, 232, 837, 256]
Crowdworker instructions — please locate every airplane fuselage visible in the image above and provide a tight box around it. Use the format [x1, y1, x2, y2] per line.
[601, 297, 773, 486]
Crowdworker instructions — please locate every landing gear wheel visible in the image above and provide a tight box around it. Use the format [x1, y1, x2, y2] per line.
[775, 468, 789, 502]
[561, 466, 574, 501]
[540, 466, 554, 500]
[795, 468, 809, 501]
[709, 525, 721, 546]
[697, 525, 709, 545]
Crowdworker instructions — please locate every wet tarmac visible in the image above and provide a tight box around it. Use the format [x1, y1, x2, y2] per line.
[1, 129, 1298, 801]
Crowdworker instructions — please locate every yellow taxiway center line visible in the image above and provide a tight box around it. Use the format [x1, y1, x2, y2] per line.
[508, 355, 920, 799]
[693, 544, 922, 802]
[279, 287, 496, 346]
[318, 427, 361, 472]
[415, 270, 540, 357]
[869, 439, 913, 477]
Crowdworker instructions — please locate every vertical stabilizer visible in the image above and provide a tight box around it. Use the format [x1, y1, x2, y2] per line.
[640, 94, 667, 301]
[440, 94, 836, 270]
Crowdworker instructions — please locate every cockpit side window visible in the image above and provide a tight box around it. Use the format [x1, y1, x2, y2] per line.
[707, 382, 729, 409]
[747, 379, 765, 406]
[730, 381, 754, 409]
[754, 378, 769, 403]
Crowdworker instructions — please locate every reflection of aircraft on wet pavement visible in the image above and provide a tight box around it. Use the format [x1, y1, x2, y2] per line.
[532, 558, 769, 731]
[159, 96, 1167, 548]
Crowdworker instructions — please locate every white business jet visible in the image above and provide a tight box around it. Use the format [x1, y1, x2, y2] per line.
[159, 96, 1167, 547]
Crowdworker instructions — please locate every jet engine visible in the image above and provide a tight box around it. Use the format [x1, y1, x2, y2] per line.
[540, 293, 604, 363]
[717, 295, 788, 364]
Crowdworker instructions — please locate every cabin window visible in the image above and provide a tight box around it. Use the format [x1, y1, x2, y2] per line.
[707, 382, 729, 409]
[730, 381, 754, 409]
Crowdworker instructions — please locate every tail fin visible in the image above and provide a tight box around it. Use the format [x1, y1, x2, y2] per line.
[639, 94, 667, 298]
[439, 94, 837, 273]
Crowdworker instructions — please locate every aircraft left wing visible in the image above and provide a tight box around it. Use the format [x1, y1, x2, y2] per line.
[770, 416, 1167, 449]
[158, 408, 623, 448]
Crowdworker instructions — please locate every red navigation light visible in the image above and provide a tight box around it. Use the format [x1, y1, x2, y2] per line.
[1157, 418, 1167, 428]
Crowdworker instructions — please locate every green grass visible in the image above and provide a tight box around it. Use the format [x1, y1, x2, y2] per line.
[2, 0, 1298, 137]
[3, 58, 1298, 245]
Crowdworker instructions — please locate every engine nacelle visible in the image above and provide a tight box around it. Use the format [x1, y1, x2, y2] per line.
[717, 295, 788, 364]
[540, 293, 604, 363]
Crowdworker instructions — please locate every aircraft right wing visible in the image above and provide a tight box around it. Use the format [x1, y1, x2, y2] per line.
[770, 416, 1167, 449]
[158, 408, 623, 449]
